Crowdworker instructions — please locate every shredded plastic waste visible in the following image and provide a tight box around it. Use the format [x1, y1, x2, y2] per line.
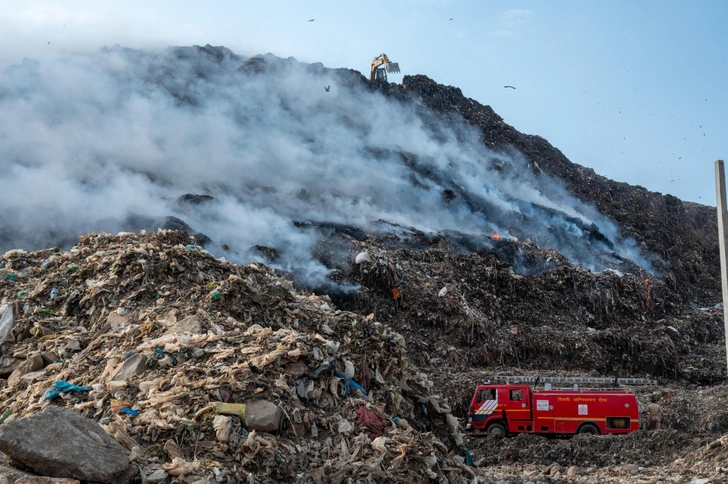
[44, 381, 93, 400]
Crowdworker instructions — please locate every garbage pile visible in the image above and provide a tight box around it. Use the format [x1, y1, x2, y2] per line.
[0, 231, 479, 483]
[383, 74, 720, 304]
[345, 241, 725, 382]
[470, 430, 699, 469]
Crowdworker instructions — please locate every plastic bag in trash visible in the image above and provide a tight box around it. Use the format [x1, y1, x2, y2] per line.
[0, 305, 14, 345]
[44, 380, 93, 400]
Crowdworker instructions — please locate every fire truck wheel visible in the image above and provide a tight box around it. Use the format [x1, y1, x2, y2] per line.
[487, 422, 506, 439]
[577, 423, 600, 435]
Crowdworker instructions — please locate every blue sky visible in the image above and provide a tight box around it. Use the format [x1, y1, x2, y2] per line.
[1, 0, 726, 204]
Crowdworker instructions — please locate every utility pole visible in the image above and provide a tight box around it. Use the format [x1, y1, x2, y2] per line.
[714, 160, 728, 375]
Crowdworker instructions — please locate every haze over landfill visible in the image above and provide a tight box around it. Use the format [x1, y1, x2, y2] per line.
[1, 0, 726, 204]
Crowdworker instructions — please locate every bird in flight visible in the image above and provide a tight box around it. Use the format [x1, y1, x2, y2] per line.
[450, 18, 454, 20]
[324, 85, 330, 92]
[504, 85, 516, 89]
[308, 19, 315, 22]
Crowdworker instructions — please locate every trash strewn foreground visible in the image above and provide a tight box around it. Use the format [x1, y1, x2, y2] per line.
[0, 231, 473, 483]
[0, 230, 727, 483]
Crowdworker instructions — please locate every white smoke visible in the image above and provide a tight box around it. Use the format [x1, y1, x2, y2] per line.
[0, 45, 652, 282]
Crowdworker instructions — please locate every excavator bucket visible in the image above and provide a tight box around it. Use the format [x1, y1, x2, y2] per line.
[386, 62, 400, 74]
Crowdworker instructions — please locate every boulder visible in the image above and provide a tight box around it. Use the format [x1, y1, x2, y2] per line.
[109, 354, 148, 382]
[8, 355, 44, 387]
[0, 406, 135, 483]
[245, 400, 283, 432]
[40, 353, 59, 366]
[0, 359, 21, 378]
[14, 477, 80, 484]
[0, 461, 32, 483]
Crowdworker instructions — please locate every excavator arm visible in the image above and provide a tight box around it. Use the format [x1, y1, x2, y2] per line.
[369, 53, 400, 82]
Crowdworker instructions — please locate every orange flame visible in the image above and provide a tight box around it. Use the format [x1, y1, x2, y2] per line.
[491, 232, 501, 241]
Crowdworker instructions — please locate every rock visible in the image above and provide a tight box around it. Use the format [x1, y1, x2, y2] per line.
[567, 465, 580, 477]
[14, 477, 80, 484]
[0, 359, 21, 378]
[0, 462, 31, 483]
[109, 354, 148, 381]
[40, 353, 58, 366]
[549, 464, 563, 477]
[8, 354, 44, 387]
[163, 440, 183, 460]
[0, 406, 134, 483]
[245, 400, 283, 432]
[146, 469, 168, 483]
[625, 464, 640, 475]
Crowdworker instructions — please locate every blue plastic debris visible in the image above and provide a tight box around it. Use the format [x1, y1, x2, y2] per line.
[50, 288, 60, 300]
[334, 371, 367, 395]
[121, 407, 139, 417]
[186, 244, 197, 250]
[154, 348, 166, 356]
[123, 351, 134, 358]
[44, 381, 93, 400]
[465, 450, 474, 466]
[40, 261, 50, 270]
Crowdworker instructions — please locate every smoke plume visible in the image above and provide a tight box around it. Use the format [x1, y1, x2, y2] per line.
[0, 45, 651, 283]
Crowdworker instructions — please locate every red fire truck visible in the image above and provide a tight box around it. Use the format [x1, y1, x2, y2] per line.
[466, 376, 655, 438]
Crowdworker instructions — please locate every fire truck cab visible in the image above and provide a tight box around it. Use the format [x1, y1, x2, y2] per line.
[466, 379, 642, 438]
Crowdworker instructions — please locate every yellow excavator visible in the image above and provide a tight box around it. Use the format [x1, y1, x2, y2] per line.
[369, 53, 400, 82]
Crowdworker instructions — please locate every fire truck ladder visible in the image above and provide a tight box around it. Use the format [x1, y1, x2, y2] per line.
[488, 375, 657, 389]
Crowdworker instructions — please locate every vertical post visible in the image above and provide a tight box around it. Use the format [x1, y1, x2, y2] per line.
[714, 160, 728, 375]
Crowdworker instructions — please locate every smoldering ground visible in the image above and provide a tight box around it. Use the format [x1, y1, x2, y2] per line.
[0, 45, 653, 285]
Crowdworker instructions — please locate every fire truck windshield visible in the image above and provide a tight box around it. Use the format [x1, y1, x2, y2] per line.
[477, 389, 496, 403]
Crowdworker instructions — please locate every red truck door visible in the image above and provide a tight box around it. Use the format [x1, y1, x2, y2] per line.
[467, 386, 499, 430]
[475, 387, 499, 418]
[504, 386, 533, 432]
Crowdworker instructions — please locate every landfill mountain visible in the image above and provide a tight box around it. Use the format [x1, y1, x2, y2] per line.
[381, 74, 720, 303]
[0, 45, 726, 483]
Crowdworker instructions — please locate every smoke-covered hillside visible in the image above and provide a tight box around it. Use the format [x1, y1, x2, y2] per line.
[1, 45, 659, 289]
